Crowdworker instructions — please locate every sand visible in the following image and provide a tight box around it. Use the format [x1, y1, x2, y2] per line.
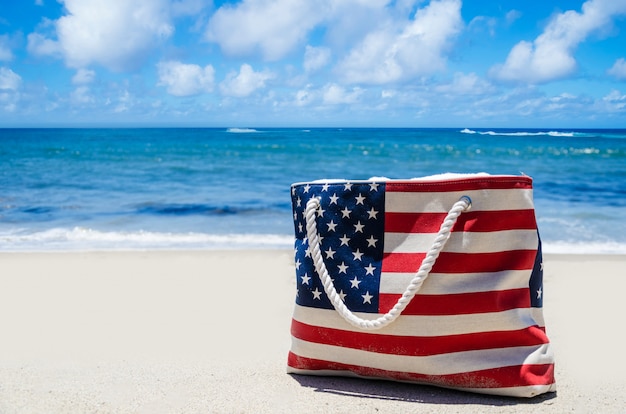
[0, 250, 625, 413]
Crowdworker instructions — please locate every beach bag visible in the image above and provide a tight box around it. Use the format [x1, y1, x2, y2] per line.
[287, 173, 556, 398]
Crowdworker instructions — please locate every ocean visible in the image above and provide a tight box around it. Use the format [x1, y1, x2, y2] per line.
[2, 127, 625, 253]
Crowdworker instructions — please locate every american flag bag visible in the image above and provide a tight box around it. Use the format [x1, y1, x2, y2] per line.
[287, 174, 556, 398]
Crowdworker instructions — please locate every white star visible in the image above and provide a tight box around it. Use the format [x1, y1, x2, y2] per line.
[312, 288, 322, 300]
[367, 207, 378, 219]
[305, 247, 312, 257]
[325, 247, 336, 259]
[337, 262, 348, 274]
[344, 182, 352, 191]
[322, 183, 330, 191]
[341, 207, 351, 218]
[362, 291, 373, 304]
[355, 193, 366, 205]
[369, 182, 379, 192]
[327, 220, 337, 232]
[350, 276, 361, 289]
[298, 223, 303, 233]
[303, 184, 311, 193]
[354, 221, 365, 233]
[301, 273, 311, 285]
[364, 263, 376, 275]
[291, 186, 296, 195]
[296, 197, 302, 207]
[366, 235, 378, 247]
[540, 262, 544, 271]
[352, 249, 364, 261]
[537, 287, 542, 299]
[339, 234, 351, 246]
[295, 259, 302, 270]
[317, 206, 325, 217]
[329, 193, 339, 204]
[338, 290, 347, 302]
[293, 211, 298, 221]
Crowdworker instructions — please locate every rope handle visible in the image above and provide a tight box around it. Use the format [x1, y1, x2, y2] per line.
[304, 195, 472, 330]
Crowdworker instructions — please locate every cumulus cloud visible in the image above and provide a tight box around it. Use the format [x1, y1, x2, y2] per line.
[336, 0, 463, 84]
[322, 83, 364, 104]
[219, 64, 274, 97]
[608, 58, 626, 80]
[435, 72, 494, 95]
[70, 86, 95, 105]
[72, 68, 96, 85]
[491, 0, 626, 84]
[157, 60, 215, 96]
[603, 89, 626, 110]
[205, 0, 326, 61]
[304, 45, 331, 73]
[28, 0, 174, 71]
[0, 67, 21, 90]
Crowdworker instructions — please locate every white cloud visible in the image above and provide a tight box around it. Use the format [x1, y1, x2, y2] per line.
[72, 68, 96, 85]
[336, 0, 463, 84]
[304, 45, 331, 73]
[435, 72, 494, 95]
[0, 35, 14, 61]
[0, 67, 21, 90]
[294, 87, 315, 107]
[29, 0, 174, 71]
[491, 0, 626, 84]
[157, 60, 215, 96]
[70, 86, 95, 104]
[603, 89, 626, 110]
[322, 83, 363, 104]
[608, 58, 626, 80]
[205, 0, 326, 61]
[219, 64, 274, 97]
[505, 10, 522, 25]
[171, 0, 209, 17]
[27, 31, 61, 58]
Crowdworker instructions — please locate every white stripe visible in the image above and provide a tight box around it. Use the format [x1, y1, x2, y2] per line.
[386, 188, 534, 213]
[285, 367, 556, 397]
[384, 230, 538, 254]
[379, 270, 531, 295]
[292, 305, 546, 337]
[289, 338, 553, 376]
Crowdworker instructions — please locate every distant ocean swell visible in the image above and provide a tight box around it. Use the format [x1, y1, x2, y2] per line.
[1, 127, 625, 253]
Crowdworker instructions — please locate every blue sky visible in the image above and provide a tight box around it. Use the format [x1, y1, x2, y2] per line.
[1, 0, 626, 128]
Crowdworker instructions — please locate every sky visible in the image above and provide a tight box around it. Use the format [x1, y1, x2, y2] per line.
[1, 0, 626, 128]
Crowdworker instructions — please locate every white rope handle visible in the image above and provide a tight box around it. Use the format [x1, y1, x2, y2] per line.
[305, 195, 472, 330]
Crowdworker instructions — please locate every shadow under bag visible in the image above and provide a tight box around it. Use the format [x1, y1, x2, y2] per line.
[287, 174, 556, 398]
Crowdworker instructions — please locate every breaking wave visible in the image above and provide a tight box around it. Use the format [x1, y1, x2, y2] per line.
[226, 128, 259, 133]
[460, 128, 575, 137]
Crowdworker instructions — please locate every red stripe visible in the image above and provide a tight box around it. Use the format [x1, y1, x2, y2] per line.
[381, 250, 537, 274]
[291, 319, 549, 356]
[384, 210, 538, 233]
[378, 288, 530, 315]
[288, 352, 555, 390]
[385, 177, 533, 193]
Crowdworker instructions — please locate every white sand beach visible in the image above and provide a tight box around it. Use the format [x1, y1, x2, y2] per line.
[1, 251, 625, 413]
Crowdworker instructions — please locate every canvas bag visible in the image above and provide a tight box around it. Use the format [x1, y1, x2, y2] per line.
[287, 174, 556, 398]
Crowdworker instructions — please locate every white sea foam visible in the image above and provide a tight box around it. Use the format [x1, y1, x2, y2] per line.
[2, 227, 625, 254]
[460, 129, 575, 137]
[226, 128, 259, 133]
[0, 227, 294, 252]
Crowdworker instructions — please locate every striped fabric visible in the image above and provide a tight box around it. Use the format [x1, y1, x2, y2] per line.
[287, 175, 556, 398]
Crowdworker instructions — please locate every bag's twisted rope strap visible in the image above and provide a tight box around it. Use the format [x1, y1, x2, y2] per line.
[305, 195, 472, 330]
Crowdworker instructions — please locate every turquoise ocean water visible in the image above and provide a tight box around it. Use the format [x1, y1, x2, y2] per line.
[2, 127, 625, 253]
